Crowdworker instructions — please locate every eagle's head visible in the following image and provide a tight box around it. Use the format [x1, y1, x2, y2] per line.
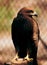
[18, 7, 38, 17]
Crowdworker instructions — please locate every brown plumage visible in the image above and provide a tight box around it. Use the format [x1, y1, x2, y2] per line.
[11, 7, 39, 65]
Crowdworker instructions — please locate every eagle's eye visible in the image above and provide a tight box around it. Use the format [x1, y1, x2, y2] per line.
[26, 10, 34, 13]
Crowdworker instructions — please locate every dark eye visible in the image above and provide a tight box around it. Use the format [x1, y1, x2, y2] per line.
[26, 10, 34, 13]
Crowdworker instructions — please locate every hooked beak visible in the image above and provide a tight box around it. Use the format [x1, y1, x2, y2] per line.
[31, 11, 38, 17]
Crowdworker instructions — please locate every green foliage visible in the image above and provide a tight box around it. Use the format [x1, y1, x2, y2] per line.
[34, 7, 41, 16]
[0, 6, 14, 32]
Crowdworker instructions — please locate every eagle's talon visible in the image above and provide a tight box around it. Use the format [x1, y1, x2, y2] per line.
[15, 58, 18, 61]
[23, 58, 27, 61]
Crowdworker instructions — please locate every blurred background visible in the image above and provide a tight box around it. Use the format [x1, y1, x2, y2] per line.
[0, 0, 47, 65]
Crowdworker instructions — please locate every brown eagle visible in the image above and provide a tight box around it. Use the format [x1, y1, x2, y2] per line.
[11, 7, 39, 65]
